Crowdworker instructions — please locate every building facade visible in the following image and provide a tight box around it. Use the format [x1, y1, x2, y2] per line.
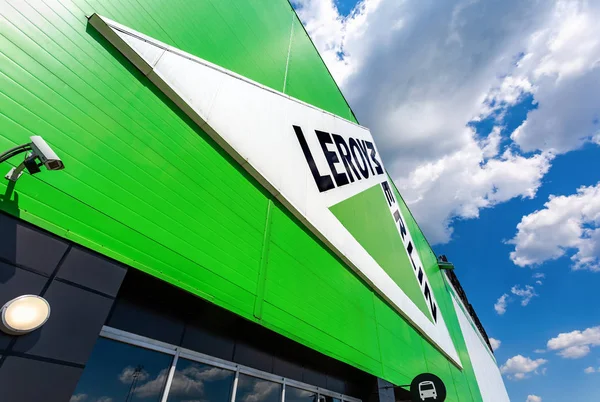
[0, 1, 509, 401]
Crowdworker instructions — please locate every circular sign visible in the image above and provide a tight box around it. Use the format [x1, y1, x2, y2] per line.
[410, 373, 446, 402]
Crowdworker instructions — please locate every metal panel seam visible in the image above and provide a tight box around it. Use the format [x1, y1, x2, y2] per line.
[282, 8, 295, 94]
[371, 292, 386, 379]
[254, 199, 274, 320]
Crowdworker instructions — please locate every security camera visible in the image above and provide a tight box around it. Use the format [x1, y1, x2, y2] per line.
[1, 136, 65, 182]
[29, 136, 64, 171]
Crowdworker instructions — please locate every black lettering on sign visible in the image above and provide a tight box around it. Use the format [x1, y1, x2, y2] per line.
[424, 283, 438, 322]
[316, 130, 349, 187]
[294, 125, 385, 191]
[396, 210, 407, 240]
[407, 241, 417, 271]
[383, 180, 438, 324]
[293, 125, 334, 192]
[332, 134, 360, 183]
[348, 138, 369, 178]
[365, 141, 384, 175]
[358, 140, 375, 175]
[382, 181, 395, 207]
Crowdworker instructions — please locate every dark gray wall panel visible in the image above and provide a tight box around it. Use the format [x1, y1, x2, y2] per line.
[303, 367, 327, 388]
[0, 262, 47, 298]
[107, 299, 185, 345]
[233, 341, 274, 373]
[273, 356, 304, 382]
[57, 247, 126, 297]
[326, 375, 345, 394]
[0, 356, 83, 402]
[12, 281, 114, 365]
[0, 214, 68, 275]
[182, 324, 236, 362]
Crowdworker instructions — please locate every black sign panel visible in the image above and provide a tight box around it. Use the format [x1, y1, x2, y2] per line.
[410, 373, 446, 402]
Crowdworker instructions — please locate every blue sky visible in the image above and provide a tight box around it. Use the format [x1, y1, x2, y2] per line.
[436, 107, 600, 401]
[293, 0, 600, 401]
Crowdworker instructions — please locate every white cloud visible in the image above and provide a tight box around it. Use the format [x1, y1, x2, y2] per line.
[489, 337, 501, 351]
[494, 283, 540, 314]
[509, 183, 600, 271]
[294, 0, 600, 243]
[132, 369, 171, 398]
[119, 366, 150, 384]
[241, 380, 279, 402]
[584, 366, 597, 374]
[397, 146, 552, 243]
[133, 365, 232, 399]
[532, 273, 545, 279]
[526, 395, 542, 402]
[558, 345, 591, 359]
[494, 293, 509, 315]
[511, 285, 538, 306]
[534, 349, 546, 354]
[509, 1, 600, 154]
[500, 355, 548, 381]
[547, 326, 600, 359]
[70, 395, 113, 402]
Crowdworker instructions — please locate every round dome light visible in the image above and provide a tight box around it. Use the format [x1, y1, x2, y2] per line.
[1, 295, 51, 335]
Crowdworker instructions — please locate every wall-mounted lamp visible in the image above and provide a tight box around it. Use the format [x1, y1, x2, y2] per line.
[0, 136, 64, 182]
[0, 295, 51, 335]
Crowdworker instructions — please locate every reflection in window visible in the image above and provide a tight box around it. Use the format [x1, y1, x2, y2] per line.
[166, 358, 235, 402]
[235, 374, 282, 402]
[321, 396, 342, 402]
[286, 386, 317, 402]
[70, 337, 173, 402]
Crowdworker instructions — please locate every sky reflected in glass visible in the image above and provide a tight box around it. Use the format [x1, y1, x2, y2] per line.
[286, 386, 317, 402]
[166, 358, 235, 402]
[235, 374, 282, 402]
[70, 337, 173, 402]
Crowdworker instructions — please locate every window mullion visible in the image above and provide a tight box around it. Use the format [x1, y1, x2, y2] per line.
[282, 378, 286, 402]
[230, 368, 241, 402]
[160, 348, 181, 402]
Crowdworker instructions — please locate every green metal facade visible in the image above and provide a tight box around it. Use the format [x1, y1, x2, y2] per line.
[0, 1, 484, 400]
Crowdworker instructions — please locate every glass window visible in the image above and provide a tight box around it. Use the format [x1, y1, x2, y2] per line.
[70, 337, 174, 402]
[166, 358, 235, 402]
[286, 386, 317, 402]
[235, 374, 282, 402]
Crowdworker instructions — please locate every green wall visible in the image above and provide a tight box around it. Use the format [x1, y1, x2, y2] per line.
[0, 1, 482, 400]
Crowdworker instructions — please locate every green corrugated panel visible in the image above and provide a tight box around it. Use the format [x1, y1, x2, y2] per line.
[264, 203, 382, 375]
[373, 292, 430, 384]
[285, 16, 357, 122]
